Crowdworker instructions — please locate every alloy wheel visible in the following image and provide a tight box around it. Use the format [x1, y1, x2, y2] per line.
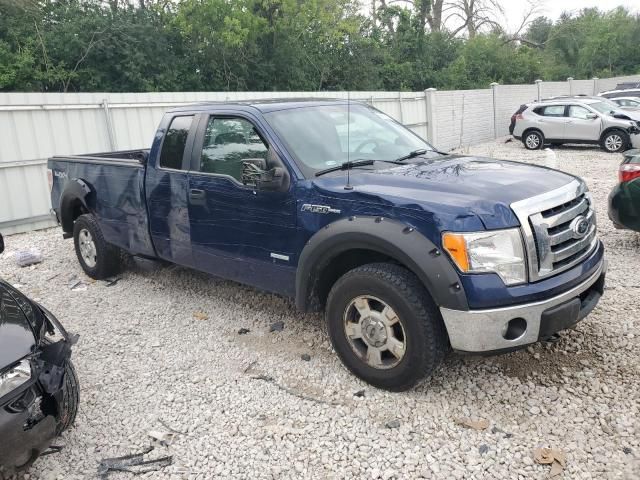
[343, 295, 407, 369]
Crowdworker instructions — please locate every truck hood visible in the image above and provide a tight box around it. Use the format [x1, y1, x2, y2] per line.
[313, 155, 578, 230]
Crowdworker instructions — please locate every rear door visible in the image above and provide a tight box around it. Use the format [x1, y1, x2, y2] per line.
[533, 104, 568, 140]
[145, 114, 198, 266]
[186, 112, 298, 295]
[565, 105, 602, 141]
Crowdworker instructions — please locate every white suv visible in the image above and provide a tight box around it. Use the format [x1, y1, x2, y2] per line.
[512, 98, 640, 152]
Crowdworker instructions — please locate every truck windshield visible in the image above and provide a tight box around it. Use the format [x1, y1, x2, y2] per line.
[264, 104, 436, 177]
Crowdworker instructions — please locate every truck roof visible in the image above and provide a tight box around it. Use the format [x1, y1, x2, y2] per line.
[168, 98, 351, 114]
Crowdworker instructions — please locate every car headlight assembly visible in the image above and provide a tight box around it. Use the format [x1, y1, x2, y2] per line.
[0, 359, 32, 399]
[442, 229, 527, 286]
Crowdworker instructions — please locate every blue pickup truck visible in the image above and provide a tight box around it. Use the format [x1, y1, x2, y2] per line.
[48, 100, 606, 391]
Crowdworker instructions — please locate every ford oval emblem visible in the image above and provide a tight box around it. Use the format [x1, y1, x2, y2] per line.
[570, 216, 590, 239]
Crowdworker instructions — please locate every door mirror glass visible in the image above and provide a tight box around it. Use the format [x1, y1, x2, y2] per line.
[241, 158, 286, 191]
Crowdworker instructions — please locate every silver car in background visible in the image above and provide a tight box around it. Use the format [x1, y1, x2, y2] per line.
[512, 98, 640, 152]
[610, 97, 640, 108]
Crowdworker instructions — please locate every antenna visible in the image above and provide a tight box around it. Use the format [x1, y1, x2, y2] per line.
[344, 90, 353, 190]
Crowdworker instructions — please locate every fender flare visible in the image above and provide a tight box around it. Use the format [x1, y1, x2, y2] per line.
[59, 179, 94, 233]
[295, 216, 468, 312]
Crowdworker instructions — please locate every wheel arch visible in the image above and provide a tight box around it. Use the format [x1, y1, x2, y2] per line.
[600, 126, 628, 143]
[59, 179, 94, 234]
[295, 217, 468, 313]
[522, 127, 544, 139]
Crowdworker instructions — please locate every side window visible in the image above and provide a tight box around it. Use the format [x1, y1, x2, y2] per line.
[541, 105, 566, 117]
[568, 105, 592, 119]
[159, 115, 194, 170]
[200, 117, 268, 181]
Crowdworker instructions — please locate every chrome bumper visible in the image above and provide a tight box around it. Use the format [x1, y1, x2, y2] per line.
[440, 259, 606, 353]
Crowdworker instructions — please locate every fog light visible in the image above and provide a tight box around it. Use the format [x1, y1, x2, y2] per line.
[502, 318, 527, 340]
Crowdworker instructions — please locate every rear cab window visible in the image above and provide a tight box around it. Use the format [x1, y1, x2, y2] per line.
[159, 115, 194, 170]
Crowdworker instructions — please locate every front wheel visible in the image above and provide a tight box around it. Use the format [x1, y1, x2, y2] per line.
[325, 263, 448, 391]
[601, 130, 629, 153]
[56, 360, 79, 434]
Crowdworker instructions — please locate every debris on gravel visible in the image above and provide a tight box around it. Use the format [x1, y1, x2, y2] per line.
[300, 353, 311, 361]
[237, 327, 250, 335]
[2, 139, 639, 479]
[455, 417, 490, 431]
[385, 419, 401, 429]
[269, 321, 285, 332]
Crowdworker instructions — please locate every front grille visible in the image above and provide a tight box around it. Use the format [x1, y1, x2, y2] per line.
[511, 181, 598, 282]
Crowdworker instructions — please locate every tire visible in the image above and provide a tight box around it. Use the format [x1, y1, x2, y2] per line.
[56, 360, 79, 434]
[522, 130, 544, 150]
[73, 214, 121, 279]
[325, 263, 448, 391]
[601, 129, 629, 153]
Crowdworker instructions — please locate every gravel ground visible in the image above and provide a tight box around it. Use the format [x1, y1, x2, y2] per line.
[1, 139, 639, 480]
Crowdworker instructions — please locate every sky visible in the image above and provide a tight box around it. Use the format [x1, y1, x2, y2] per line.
[365, 0, 640, 33]
[500, 0, 640, 31]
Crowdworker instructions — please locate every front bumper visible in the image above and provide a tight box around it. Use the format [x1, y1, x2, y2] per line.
[0, 387, 59, 473]
[440, 258, 606, 353]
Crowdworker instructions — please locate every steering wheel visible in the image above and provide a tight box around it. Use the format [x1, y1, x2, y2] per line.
[354, 139, 382, 154]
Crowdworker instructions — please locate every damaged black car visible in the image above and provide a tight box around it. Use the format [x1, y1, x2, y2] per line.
[0, 233, 79, 476]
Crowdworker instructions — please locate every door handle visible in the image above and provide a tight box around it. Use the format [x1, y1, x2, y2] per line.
[189, 189, 206, 205]
[189, 189, 205, 199]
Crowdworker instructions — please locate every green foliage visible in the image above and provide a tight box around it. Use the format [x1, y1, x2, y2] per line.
[0, 1, 638, 92]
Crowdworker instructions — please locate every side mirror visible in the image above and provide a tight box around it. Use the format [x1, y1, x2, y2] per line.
[586, 113, 599, 120]
[0, 233, 4, 254]
[241, 159, 286, 191]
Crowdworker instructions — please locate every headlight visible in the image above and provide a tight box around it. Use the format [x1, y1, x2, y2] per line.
[442, 229, 527, 286]
[0, 359, 32, 398]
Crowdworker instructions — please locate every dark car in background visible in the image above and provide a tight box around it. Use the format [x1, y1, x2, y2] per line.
[0, 234, 79, 476]
[609, 149, 640, 232]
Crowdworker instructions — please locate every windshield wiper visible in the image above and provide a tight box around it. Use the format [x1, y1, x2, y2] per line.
[315, 159, 405, 177]
[393, 148, 449, 161]
[394, 148, 428, 161]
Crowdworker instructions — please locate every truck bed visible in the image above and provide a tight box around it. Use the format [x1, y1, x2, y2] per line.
[48, 149, 155, 258]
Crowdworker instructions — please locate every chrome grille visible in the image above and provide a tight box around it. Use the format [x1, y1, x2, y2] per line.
[512, 180, 598, 281]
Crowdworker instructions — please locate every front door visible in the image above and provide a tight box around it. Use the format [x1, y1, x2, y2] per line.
[187, 113, 298, 296]
[565, 105, 602, 141]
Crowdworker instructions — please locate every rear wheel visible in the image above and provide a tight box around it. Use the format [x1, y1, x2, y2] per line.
[73, 214, 121, 279]
[523, 130, 544, 150]
[601, 130, 629, 153]
[325, 263, 448, 391]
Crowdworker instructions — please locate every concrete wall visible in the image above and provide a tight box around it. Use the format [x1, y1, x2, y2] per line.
[2, 74, 639, 234]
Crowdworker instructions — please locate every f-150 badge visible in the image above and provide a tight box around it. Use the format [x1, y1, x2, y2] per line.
[301, 204, 341, 214]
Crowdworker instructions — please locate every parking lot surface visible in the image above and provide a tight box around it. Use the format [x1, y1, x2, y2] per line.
[2, 139, 638, 479]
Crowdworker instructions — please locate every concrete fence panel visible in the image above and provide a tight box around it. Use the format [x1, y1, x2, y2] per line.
[2, 73, 640, 234]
